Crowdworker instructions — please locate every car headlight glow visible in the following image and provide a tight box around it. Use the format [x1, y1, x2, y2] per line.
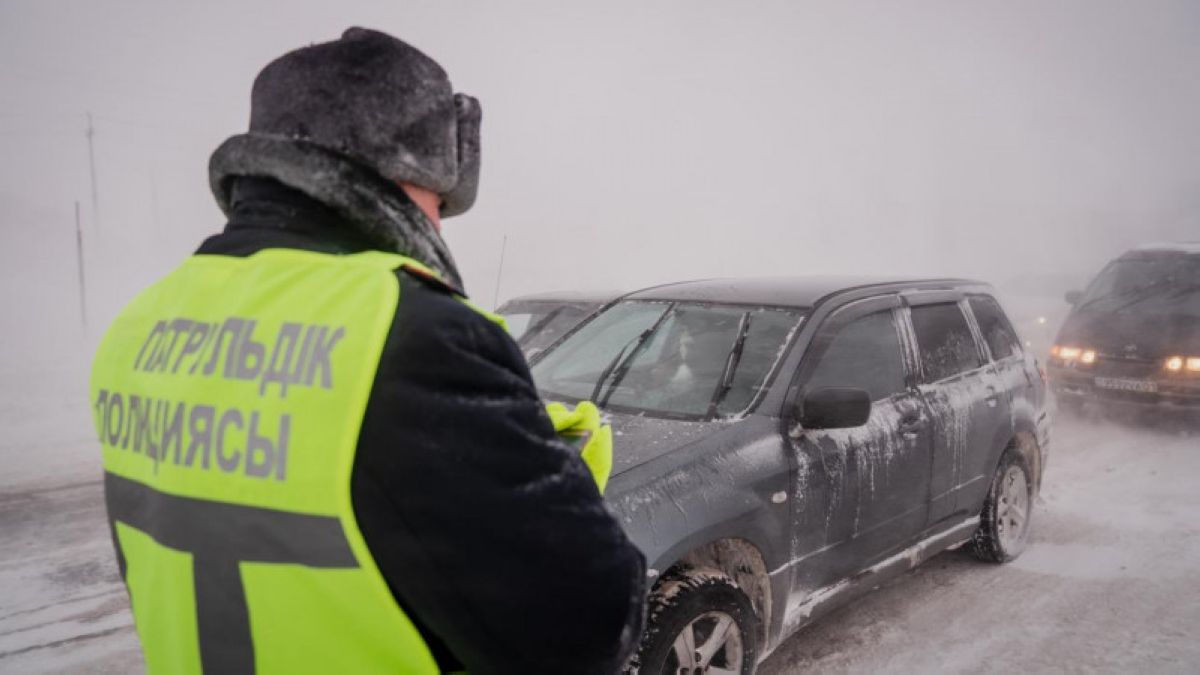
[1053, 345, 1097, 363]
[1057, 346, 1082, 360]
[1165, 356, 1200, 372]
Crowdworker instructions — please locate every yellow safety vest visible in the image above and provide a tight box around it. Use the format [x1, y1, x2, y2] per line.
[91, 248, 462, 674]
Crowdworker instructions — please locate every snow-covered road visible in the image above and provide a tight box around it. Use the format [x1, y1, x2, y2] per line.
[0, 481, 141, 673]
[760, 417, 1200, 673]
[1, 416, 1196, 673]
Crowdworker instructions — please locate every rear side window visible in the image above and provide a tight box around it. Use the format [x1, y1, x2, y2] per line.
[806, 310, 907, 402]
[911, 303, 982, 382]
[968, 296, 1021, 360]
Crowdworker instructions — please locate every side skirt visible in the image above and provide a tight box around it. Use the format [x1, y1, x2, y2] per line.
[762, 516, 980, 662]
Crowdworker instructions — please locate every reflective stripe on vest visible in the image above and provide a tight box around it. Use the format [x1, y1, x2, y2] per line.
[90, 249, 443, 674]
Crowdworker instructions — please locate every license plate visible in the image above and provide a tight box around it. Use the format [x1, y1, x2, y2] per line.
[1094, 377, 1158, 393]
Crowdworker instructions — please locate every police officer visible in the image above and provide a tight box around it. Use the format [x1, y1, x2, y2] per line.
[90, 28, 646, 675]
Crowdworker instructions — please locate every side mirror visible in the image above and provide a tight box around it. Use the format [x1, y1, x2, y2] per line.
[1064, 290, 1082, 305]
[798, 387, 872, 430]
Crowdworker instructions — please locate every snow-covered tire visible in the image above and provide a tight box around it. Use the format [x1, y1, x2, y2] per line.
[971, 448, 1034, 563]
[626, 569, 759, 675]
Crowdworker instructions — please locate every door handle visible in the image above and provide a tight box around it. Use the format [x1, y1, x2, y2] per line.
[898, 413, 923, 436]
[985, 385, 999, 408]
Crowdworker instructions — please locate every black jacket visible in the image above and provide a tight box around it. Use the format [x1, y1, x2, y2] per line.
[199, 178, 646, 674]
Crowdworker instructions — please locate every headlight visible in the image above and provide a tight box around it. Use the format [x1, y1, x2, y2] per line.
[1056, 346, 1082, 360]
[1052, 345, 1094, 363]
[1165, 356, 1200, 373]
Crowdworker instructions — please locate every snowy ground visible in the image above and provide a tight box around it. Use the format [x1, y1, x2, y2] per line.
[1, 412, 1197, 673]
[760, 416, 1200, 674]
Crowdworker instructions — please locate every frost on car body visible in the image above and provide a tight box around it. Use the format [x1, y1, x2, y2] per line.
[530, 277, 1051, 672]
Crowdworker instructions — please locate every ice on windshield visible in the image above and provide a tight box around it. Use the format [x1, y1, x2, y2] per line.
[531, 301, 804, 419]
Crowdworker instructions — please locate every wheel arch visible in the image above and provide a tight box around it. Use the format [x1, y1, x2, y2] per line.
[1008, 423, 1043, 491]
[651, 536, 772, 654]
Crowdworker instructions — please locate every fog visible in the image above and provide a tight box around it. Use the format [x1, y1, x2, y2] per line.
[3, 4, 1200, 670]
[3, 1, 1199, 377]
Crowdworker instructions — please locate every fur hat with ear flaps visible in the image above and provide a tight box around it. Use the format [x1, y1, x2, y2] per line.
[209, 27, 481, 291]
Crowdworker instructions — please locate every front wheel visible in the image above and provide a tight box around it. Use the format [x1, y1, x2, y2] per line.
[971, 449, 1034, 562]
[627, 570, 759, 675]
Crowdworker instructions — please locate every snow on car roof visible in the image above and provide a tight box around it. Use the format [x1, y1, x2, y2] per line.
[625, 276, 984, 308]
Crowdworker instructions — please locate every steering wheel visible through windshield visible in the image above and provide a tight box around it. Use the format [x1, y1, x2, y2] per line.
[531, 300, 805, 419]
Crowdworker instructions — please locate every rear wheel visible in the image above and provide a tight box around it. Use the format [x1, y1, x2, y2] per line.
[627, 570, 759, 675]
[971, 449, 1033, 562]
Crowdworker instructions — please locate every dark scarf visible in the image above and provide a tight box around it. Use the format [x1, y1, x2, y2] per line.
[209, 134, 464, 292]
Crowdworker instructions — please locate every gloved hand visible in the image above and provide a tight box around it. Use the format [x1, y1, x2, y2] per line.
[545, 401, 613, 494]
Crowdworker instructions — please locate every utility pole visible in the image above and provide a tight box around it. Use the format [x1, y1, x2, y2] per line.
[74, 201, 88, 329]
[86, 112, 99, 229]
[492, 234, 508, 309]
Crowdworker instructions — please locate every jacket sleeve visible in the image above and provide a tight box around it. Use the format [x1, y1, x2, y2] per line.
[351, 272, 647, 675]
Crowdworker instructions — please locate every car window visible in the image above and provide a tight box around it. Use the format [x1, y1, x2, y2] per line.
[519, 305, 596, 352]
[531, 300, 804, 418]
[530, 301, 670, 400]
[911, 303, 982, 382]
[503, 312, 535, 340]
[968, 296, 1021, 360]
[806, 310, 907, 402]
[605, 306, 745, 415]
[718, 309, 803, 414]
[1077, 257, 1200, 317]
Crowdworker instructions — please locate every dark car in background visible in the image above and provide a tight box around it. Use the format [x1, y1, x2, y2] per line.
[529, 277, 1051, 675]
[496, 291, 617, 358]
[996, 272, 1083, 357]
[1049, 243, 1200, 418]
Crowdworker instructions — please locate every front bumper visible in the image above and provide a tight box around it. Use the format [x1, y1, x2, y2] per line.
[1049, 361, 1200, 411]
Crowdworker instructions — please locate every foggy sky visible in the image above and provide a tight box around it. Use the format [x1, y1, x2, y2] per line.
[3, 0, 1199, 378]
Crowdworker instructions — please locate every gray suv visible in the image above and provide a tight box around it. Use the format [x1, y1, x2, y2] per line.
[530, 277, 1051, 675]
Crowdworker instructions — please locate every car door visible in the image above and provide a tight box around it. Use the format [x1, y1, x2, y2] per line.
[903, 292, 1010, 526]
[962, 294, 1026, 508]
[786, 295, 934, 591]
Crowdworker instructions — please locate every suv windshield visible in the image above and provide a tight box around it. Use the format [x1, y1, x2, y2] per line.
[531, 301, 804, 419]
[500, 301, 600, 353]
[1077, 257, 1200, 317]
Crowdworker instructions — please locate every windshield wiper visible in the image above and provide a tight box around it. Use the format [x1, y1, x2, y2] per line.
[589, 339, 637, 403]
[594, 306, 675, 406]
[1077, 277, 1175, 313]
[706, 312, 752, 418]
[1105, 277, 1190, 314]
